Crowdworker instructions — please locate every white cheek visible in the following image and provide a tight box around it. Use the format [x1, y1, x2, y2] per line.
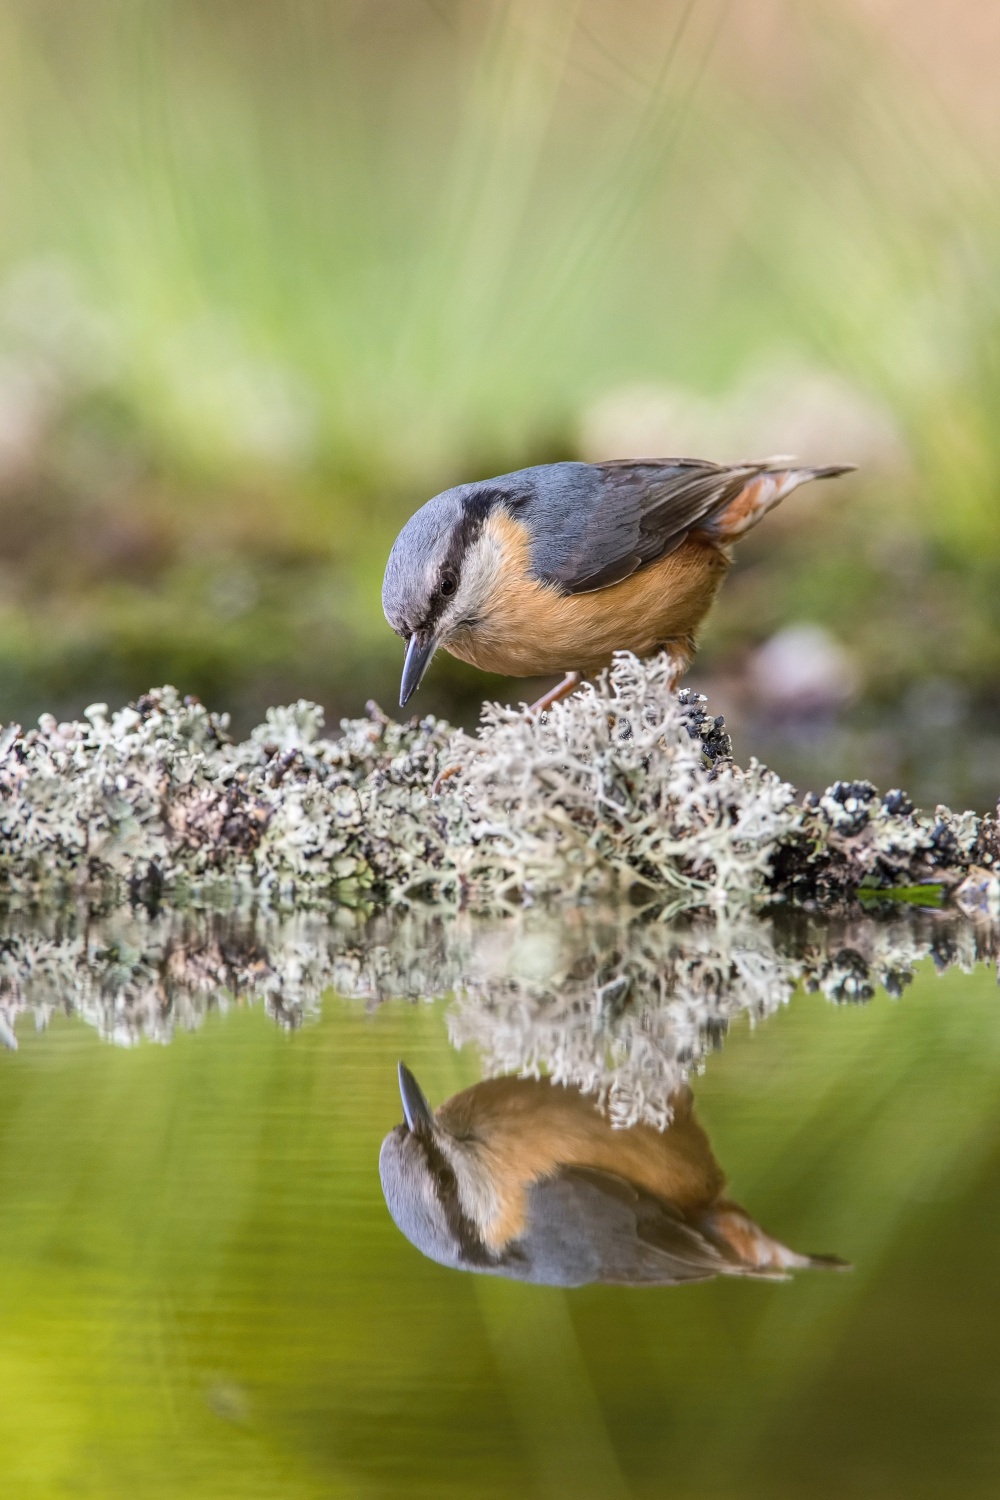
[441, 1139, 499, 1235]
[452, 535, 504, 623]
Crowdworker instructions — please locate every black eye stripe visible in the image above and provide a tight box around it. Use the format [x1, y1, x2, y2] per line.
[417, 1133, 493, 1267]
[419, 485, 528, 635]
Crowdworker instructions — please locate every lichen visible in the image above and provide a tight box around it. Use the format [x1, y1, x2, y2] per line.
[0, 654, 996, 913]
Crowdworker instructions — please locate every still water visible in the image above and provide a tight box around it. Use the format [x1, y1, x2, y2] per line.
[1, 902, 999, 1499]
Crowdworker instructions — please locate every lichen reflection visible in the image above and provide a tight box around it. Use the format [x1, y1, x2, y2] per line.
[380, 1064, 847, 1287]
[0, 903, 997, 1129]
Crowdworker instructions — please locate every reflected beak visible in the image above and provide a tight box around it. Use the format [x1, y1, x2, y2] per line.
[399, 632, 437, 708]
[398, 1061, 436, 1135]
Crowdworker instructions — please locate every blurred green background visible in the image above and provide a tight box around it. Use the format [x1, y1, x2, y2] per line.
[0, 0, 998, 799]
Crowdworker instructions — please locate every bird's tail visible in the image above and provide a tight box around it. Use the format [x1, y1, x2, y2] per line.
[704, 460, 856, 542]
[702, 1204, 851, 1278]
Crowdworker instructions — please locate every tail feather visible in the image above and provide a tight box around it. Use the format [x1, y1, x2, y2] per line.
[704, 461, 856, 542]
[800, 463, 858, 482]
[701, 1204, 851, 1276]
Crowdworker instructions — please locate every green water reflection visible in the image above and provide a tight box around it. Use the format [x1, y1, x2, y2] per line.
[2, 924, 1000, 1498]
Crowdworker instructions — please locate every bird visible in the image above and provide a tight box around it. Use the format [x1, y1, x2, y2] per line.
[379, 1063, 848, 1287]
[382, 457, 854, 711]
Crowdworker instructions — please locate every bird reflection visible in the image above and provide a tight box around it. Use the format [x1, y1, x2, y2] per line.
[380, 1064, 847, 1287]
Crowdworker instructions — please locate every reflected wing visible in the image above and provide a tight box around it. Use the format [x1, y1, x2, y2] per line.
[526, 459, 766, 595]
[510, 1165, 738, 1288]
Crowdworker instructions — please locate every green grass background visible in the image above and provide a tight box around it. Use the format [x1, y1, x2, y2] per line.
[0, 1, 998, 732]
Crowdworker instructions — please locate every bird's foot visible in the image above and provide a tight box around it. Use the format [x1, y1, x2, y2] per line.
[527, 671, 583, 717]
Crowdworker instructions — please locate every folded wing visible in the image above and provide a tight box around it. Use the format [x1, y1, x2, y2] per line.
[525, 458, 850, 595]
[528, 459, 774, 594]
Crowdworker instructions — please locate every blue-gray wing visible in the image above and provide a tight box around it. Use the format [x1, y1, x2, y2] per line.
[492, 1166, 737, 1288]
[519, 459, 767, 594]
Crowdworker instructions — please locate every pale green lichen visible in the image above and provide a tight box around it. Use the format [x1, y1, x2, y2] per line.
[0, 653, 995, 912]
[0, 687, 449, 906]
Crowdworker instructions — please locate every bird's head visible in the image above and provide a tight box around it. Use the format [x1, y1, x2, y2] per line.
[378, 1063, 504, 1272]
[381, 482, 515, 707]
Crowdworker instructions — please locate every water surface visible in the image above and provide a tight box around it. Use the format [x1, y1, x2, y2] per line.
[1, 902, 999, 1498]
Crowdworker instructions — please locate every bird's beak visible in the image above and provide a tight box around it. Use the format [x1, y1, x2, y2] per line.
[399, 632, 437, 709]
[398, 1061, 436, 1136]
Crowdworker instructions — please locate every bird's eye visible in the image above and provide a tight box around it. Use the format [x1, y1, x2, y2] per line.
[440, 575, 456, 597]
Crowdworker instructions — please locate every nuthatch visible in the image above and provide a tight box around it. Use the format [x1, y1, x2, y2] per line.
[382, 457, 854, 709]
[379, 1064, 847, 1287]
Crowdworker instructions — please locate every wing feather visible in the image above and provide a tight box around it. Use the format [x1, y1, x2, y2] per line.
[515, 1165, 736, 1287]
[525, 459, 767, 595]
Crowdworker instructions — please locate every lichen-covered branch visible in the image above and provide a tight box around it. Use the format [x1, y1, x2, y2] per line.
[0, 654, 996, 912]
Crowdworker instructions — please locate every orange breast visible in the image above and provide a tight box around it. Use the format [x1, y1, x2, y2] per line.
[445, 512, 731, 678]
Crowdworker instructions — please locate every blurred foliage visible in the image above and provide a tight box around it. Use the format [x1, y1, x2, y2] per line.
[2, 962, 1000, 1496]
[0, 0, 998, 730]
